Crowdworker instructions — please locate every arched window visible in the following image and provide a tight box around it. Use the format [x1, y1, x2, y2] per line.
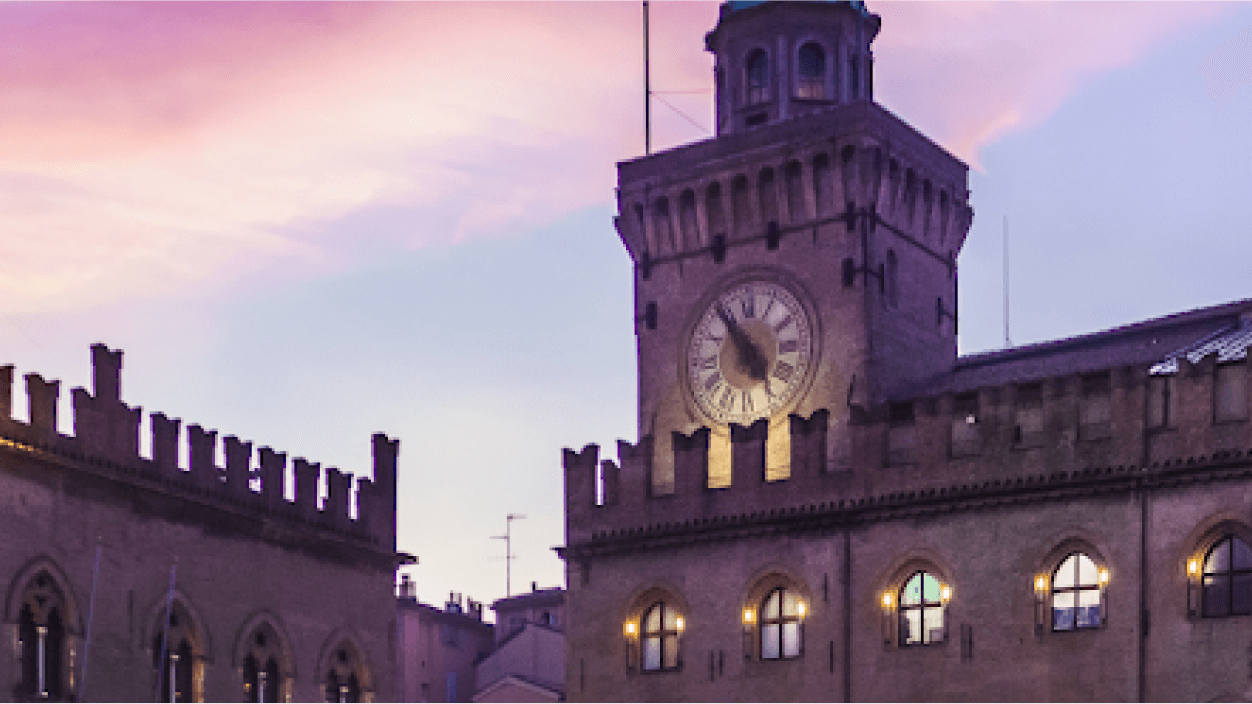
[1051, 553, 1103, 630]
[325, 645, 363, 703]
[153, 603, 200, 703]
[796, 42, 826, 99]
[1202, 535, 1252, 617]
[760, 587, 803, 659]
[17, 573, 67, 700]
[746, 49, 769, 104]
[899, 571, 945, 645]
[242, 624, 284, 703]
[641, 601, 683, 671]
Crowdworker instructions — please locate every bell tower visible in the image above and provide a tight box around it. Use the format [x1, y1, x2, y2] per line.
[615, 0, 973, 493]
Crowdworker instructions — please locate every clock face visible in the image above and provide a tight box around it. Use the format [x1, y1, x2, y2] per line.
[685, 279, 816, 426]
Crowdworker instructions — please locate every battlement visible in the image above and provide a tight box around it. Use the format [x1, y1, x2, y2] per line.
[565, 343, 1251, 546]
[0, 344, 398, 553]
[616, 102, 973, 269]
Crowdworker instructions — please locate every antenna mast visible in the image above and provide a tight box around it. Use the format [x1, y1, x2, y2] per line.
[1003, 215, 1011, 348]
[491, 513, 527, 597]
[644, 1, 651, 155]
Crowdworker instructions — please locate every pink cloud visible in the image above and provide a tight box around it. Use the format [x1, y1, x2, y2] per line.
[0, 2, 1235, 315]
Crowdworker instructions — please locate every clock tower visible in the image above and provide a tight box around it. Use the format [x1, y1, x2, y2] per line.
[617, 0, 973, 493]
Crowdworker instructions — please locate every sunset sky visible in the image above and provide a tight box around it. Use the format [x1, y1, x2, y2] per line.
[2, 1, 1250, 614]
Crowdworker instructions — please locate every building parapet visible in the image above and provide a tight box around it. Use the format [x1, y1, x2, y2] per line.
[565, 349, 1251, 546]
[0, 344, 398, 555]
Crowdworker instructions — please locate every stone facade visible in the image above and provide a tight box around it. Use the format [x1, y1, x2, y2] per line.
[561, 2, 1252, 701]
[396, 587, 492, 703]
[0, 344, 401, 702]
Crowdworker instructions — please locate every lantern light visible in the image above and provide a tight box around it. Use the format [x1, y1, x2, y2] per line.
[742, 608, 756, 625]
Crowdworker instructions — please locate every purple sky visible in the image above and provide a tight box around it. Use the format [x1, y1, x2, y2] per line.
[1, 2, 1250, 613]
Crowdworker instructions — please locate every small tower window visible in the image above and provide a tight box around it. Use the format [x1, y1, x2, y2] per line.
[796, 42, 826, 99]
[746, 49, 769, 105]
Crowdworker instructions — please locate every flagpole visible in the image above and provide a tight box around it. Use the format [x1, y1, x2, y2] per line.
[644, 0, 651, 155]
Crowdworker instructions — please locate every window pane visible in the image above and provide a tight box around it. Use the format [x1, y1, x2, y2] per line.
[1233, 537, 1252, 571]
[663, 635, 679, 669]
[901, 574, 922, 606]
[1206, 539, 1231, 574]
[663, 606, 679, 631]
[902, 609, 923, 645]
[1204, 575, 1231, 617]
[643, 637, 661, 671]
[782, 622, 800, 658]
[798, 43, 824, 77]
[645, 604, 661, 633]
[922, 573, 941, 603]
[782, 590, 799, 618]
[1052, 592, 1076, 631]
[1054, 555, 1077, 589]
[1077, 588, 1101, 628]
[1077, 554, 1098, 587]
[763, 590, 780, 620]
[1233, 574, 1252, 616]
[761, 624, 780, 659]
[923, 607, 944, 644]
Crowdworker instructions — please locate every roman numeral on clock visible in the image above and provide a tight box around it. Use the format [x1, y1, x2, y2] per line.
[777, 338, 799, 355]
[739, 292, 755, 319]
[773, 360, 795, 383]
[773, 314, 794, 335]
[704, 371, 722, 391]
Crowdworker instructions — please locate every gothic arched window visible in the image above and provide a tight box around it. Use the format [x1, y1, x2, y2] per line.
[759, 587, 803, 659]
[746, 49, 769, 104]
[641, 601, 683, 671]
[17, 573, 67, 701]
[1051, 553, 1103, 630]
[152, 603, 201, 703]
[325, 645, 363, 703]
[796, 42, 826, 99]
[242, 625, 284, 703]
[899, 571, 945, 645]
[1202, 535, 1252, 617]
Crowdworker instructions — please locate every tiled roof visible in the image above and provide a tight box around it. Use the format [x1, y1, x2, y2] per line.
[899, 299, 1252, 400]
[1150, 315, 1252, 374]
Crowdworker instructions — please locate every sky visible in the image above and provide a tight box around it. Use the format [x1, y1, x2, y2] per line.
[1, 1, 1250, 617]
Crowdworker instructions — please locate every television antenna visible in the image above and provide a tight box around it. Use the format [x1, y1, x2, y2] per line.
[491, 513, 526, 597]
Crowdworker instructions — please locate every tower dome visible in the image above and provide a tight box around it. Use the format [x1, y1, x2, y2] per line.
[705, 0, 880, 135]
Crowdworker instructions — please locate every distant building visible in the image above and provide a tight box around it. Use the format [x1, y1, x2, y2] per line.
[396, 579, 493, 703]
[0, 344, 402, 701]
[561, 1, 1252, 701]
[473, 585, 564, 703]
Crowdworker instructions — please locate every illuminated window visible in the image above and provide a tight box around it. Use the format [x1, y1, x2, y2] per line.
[1202, 535, 1252, 617]
[899, 572, 944, 646]
[1051, 553, 1102, 631]
[796, 42, 826, 99]
[746, 49, 769, 104]
[760, 587, 803, 659]
[641, 602, 682, 671]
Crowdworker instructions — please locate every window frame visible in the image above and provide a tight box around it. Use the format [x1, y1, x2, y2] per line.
[745, 48, 770, 105]
[758, 587, 803, 660]
[897, 571, 946, 647]
[1200, 535, 1252, 618]
[1048, 552, 1105, 632]
[640, 601, 683, 672]
[795, 41, 827, 100]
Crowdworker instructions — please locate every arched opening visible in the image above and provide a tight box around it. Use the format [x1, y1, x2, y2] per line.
[16, 572, 70, 701]
[706, 182, 726, 237]
[796, 42, 826, 99]
[152, 602, 202, 703]
[746, 49, 769, 104]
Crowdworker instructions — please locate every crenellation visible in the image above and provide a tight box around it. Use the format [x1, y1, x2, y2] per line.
[25, 372, 58, 434]
[0, 365, 12, 423]
[673, 427, 710, 498]
[294, 458, 321, 517]
[187, 423, 220, 490]
[150, 412, 181, 472]
[258, 446, 287, 509]
[325, 467, 351, 528]
[223, 435, 253, 495]
[730, 417, 768, 485]
[369, 432, 399, 545]
[788, 409, 827, 479]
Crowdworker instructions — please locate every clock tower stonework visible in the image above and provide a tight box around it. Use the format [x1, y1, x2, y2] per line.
[616, 1, 972, 493]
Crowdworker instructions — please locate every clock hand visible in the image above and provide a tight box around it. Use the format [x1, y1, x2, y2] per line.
[716, 304, 770, 383]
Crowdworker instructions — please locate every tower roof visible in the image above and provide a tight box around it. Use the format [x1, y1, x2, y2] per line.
[719, 0, 871, 19]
